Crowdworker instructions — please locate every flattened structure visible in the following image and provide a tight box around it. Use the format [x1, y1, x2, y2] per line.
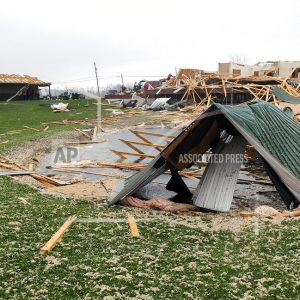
[109, 101, 300, 211]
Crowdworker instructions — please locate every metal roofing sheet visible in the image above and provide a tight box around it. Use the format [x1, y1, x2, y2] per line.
[272, 86, 300, 104]
[193, 135, 246, 212]
[217, 101, 300, 179]
[217, 101, 300, 201]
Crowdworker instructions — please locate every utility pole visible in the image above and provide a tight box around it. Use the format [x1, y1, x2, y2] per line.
[94, 62, 101, 137]
[94, 62, 101, 98]
[121, 74, 124, 92]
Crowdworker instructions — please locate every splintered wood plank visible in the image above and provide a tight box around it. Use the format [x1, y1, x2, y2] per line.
[74, 128, 91, 138]
[127, 213, 139, 238]
[119, 139, 146, 154]
[23, 126, 40, 132]
[119, 139, 164, 151]
[193, 136, 246, 212]
[110, 149, 156, 159]
[40, 216, 77, 254]
[129, 129, 175, 139]
[0, 159, 69, 186]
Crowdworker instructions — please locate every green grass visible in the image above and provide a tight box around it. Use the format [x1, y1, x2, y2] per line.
[1, 177, 300, 299]
[1, 99, 300, 299]
[0, 99, 111, 153]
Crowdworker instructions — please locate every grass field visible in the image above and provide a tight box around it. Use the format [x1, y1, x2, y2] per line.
[0, 99, 110, 153]
[0, 100, 300, 299]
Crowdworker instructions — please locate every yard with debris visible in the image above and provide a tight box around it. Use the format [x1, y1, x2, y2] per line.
[0, 100, 300, 299]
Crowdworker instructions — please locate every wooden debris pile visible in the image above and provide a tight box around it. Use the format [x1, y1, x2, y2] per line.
[144, 68, 300, 117]
[0, 156, 70, 186]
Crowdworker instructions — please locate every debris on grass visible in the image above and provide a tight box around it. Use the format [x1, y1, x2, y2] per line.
[127, 213, 139, 238]
[40, 215, 77, 254]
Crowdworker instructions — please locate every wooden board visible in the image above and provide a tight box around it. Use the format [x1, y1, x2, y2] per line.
[40, 216, 77, 254]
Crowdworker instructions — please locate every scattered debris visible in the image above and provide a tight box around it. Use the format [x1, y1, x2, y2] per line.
[18, 197, 29, 205]
[65, 141, 106, 145]
[127, 213, 139, 238]
[74, 128, 91, 138]
[40, 216, 77, 254]
[0, 156, 70, 186]
[111, 129, 174, 160]
[255, 205, 281, 217]
[50, 102, 69, 112]
[49, 167, 126, 179]
[241, 205, 300, 219]
[51, 180, 113, 200]
[121, 196, 197, 213]
[109, 101, 300, 213]
[23, 125, 40, 132]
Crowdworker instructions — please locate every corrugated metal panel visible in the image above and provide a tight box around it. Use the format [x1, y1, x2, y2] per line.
[0, 74, 49, 86]
[193, 135, 246, 212]
[272, 87, 300, 104]
[108, 155, 169, 205]
[217, 101, 300, 202]
[217, 101, 300, 178]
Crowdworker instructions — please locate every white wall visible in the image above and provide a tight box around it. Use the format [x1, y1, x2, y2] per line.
[277, 61, 300, 77]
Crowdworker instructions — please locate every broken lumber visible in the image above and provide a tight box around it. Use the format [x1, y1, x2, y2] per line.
[74, 128, 91, 138]
[129, 129, 175, 139]
[0, 170, 39, 176]
[119, 139, 164, 151]
[240, 210, 300, 218]
[111, 149, 156, 159]
[23, 126, 40, 132]
[127, 213, 139, 238]
[119, 139, 146, 154]
[40, 216, 77, 254]
[51, 167, 126, 178]
[65, 141, 105, 145]
[0, 157, 69, 186]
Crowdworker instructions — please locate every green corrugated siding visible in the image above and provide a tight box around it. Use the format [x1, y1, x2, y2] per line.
[272, 86, 300, 104]
[216, 101, 300, 179]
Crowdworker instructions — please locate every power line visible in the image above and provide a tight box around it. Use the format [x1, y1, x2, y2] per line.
[53, 76, 120, 84]
[52, 74, 166, 84]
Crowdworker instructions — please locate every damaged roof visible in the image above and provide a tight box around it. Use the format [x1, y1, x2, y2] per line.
[109, 101, 300, 212]
[216, 102, 300, 178]
[0, 74, 50, 86]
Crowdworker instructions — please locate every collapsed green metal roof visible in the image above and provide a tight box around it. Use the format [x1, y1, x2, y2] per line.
[216, 101, 300, 179]
[109, 100, 300, 210]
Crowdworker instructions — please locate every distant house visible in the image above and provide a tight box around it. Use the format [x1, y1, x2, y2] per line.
[0, 74, 50, 101]
[218, 61, 300, 79]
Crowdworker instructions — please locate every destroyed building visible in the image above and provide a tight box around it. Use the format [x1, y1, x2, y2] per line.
[219, 61, 300, 78]
[109, 101, 300, 212]
[0, 74, 50, 101]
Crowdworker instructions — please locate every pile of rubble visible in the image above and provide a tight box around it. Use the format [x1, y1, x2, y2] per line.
[105, 68, 300, 122]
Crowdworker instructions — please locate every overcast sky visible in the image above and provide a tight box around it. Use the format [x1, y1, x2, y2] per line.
[1, 0, 300, 88]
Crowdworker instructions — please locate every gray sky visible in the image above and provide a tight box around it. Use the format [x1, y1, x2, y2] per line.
[1, 0, 300, 88]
